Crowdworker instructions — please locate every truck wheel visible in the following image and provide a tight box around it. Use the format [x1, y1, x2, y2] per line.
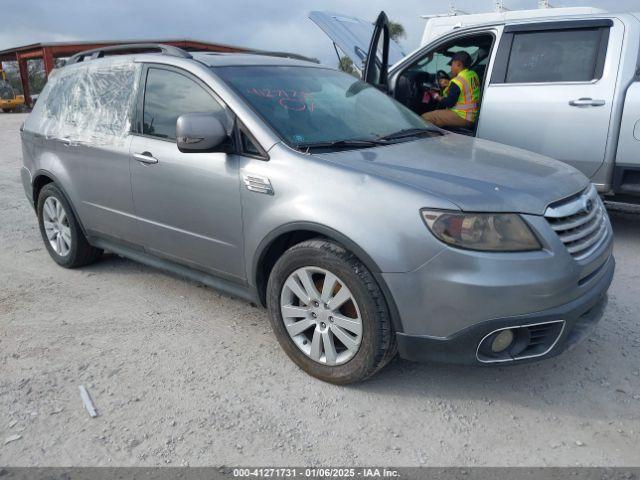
[37, 183, 102, 268]
[266, 238, 397, 384]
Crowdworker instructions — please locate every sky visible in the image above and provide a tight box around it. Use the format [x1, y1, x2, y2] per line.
[1, 0, 638, 66]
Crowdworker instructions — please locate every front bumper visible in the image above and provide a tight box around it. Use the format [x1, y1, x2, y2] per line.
[396, 254, 614, 364]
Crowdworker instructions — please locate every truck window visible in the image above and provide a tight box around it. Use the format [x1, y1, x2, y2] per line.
[505, 28, 605, 83]
[393, 33, 494, 120]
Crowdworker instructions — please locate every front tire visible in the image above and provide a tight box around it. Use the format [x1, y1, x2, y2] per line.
[37, 183, 102, 268]
[267, 239, 396, 384]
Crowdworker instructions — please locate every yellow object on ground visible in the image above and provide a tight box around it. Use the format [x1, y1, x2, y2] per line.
[0, 76, 25, 112]
[0, 94, 25, 112]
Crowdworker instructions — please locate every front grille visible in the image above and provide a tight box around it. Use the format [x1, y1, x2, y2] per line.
[518, 322, 564, 358]
[545, 185, 609, 261]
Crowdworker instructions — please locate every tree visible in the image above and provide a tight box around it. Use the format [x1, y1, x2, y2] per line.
[336, 18, 406, 76]
[1, 62, 22, 93]
[1, 59, 48, 95]
[388, 21, 406, 42]
[338, 56, 358, 77]
[27, 60, 47, 94]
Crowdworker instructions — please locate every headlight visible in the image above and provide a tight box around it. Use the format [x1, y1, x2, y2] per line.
[420, 210, 541, 252]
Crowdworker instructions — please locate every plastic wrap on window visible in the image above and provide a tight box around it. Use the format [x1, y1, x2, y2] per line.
[26, 58, 140, 146]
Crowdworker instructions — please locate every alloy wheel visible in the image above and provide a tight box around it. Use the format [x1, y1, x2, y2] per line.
[280, 266, 363, 366]
[42, 196, 71, 257]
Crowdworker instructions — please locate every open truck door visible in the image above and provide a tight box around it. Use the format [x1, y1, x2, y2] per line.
[309, 11, 406, 89]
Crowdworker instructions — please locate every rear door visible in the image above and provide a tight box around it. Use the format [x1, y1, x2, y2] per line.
[26, 60, 142, 243]
[309, 10, 406, 80]
[477, 19, 621, 178]
[129, 65, 245, 280]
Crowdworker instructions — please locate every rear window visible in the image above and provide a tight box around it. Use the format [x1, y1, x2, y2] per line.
[505, 28, 605, 83]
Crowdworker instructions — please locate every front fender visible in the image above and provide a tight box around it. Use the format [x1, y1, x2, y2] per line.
[240, 144, 451, 279]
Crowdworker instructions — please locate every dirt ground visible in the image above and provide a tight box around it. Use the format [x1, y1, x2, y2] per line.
[1, 113, 639, 467]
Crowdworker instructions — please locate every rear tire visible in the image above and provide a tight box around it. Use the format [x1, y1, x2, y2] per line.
[37, 183, 102, 268]
[267, 238, 396, 384]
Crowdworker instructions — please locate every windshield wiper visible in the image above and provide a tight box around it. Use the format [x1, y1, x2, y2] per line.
[295, 138, 386, 151]
[377, 127, 443, 142]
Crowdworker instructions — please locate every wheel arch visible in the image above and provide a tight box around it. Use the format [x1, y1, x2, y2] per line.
[32, 171, 55, 206]
[252, 222, 404, 333]
[32, 169, 89, 238]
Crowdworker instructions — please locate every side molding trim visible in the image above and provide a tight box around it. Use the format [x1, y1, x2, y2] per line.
[91, 237, 261, 305]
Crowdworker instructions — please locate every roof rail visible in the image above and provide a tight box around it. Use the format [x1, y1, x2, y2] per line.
[244, 50, 320, 63]
[67, 43, 192, 64]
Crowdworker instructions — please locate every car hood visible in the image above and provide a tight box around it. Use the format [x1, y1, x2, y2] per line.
[315, 133, 589, 215]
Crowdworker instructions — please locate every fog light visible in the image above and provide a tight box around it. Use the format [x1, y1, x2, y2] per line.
[491, 329, 514, 353]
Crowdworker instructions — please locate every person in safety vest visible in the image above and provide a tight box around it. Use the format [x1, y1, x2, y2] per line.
[422, 51, 480, 129]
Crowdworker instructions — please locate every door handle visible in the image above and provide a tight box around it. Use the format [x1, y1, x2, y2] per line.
[569, 98, 606, 107]
[133, 152, 159, 165]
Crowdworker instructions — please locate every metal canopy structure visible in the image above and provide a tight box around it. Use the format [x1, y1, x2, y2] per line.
[0, 39, 251, 106]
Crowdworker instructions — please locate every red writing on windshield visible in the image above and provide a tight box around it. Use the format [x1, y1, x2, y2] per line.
[247, 88, 315, 112]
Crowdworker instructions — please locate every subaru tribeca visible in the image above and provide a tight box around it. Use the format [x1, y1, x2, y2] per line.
[19, 45, 614, 384]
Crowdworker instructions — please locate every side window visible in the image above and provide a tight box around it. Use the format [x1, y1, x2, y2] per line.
[412, 51, 453, 75]
[403, 35, 494, 83]
[43, 73, 78, 120]
[240, 131, 261, 156]
[504, 28, 605, 83]
[394, 34, 493, 115]
[143, 68, 228, 140]
[35, 61, 140, 144]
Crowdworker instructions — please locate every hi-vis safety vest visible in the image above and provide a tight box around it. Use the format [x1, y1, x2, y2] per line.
[450, 69, 480, 122]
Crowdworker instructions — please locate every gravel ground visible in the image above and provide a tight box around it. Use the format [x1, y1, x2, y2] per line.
[1, 113, 639, 467]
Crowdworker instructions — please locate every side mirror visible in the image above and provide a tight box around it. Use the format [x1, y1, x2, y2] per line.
[176, 113, 228, 153]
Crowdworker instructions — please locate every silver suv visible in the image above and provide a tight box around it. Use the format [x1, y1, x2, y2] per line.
[20, 45, 614, 384]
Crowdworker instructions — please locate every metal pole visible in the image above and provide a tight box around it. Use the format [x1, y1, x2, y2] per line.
[16, 54, 31, 107]
[42, 47, 55, 77]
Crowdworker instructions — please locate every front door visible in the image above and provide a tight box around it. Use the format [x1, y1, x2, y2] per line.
[477, 19, 621, 178]
[130, 65, 244, 280]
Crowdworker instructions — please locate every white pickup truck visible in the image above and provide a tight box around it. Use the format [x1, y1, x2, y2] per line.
[311, 7, 640, 202]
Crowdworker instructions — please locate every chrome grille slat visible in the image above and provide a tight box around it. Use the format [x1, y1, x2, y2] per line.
[549, 203, 599, 231]
[558, 208, 604, 243]
[544, 185, 608, 261]
[566, 221, 607, 256]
